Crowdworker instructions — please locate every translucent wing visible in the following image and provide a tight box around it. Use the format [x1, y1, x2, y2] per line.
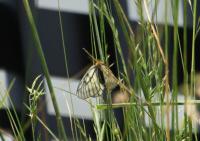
[98, 64, 118, 91]
[76, 65, 105, 99]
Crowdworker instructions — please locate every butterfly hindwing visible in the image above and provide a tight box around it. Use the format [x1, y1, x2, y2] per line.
[99, 64, 118, 91]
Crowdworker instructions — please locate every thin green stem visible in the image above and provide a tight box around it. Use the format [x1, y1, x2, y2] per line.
[22, 0, 67, 140]
[96, 100, 200, 109]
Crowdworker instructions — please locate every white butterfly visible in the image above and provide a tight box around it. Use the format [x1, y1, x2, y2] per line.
[76, 61, 118, 99]
[76, 49, 132, 100]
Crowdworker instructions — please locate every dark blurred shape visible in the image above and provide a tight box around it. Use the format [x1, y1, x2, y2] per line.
[0, 0, 30, 140]
[0, 1, 24, 75]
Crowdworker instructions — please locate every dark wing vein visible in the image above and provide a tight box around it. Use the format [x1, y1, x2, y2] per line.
[76, 65, 105, 99]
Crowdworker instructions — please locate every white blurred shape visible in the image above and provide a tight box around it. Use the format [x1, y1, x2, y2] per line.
[45, 76, 96, 119]
[127, 0, 183, 26]
[36, 0, 89, 14]
[0, 129, 14, 141]
[0, 69, 9, 108]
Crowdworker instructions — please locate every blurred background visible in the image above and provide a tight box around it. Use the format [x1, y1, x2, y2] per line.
[0, 0, 200, 140]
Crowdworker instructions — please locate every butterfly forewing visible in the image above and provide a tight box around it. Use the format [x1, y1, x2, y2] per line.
[76, 65, 105, 99]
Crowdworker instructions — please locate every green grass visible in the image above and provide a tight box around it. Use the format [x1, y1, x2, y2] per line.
[0, 0, 200, 141]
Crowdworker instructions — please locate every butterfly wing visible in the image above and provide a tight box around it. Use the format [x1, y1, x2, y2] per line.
[99, 64, 118, 91]
[76, 65, 105, 99]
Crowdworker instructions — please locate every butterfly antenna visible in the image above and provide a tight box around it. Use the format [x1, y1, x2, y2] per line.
[82, 48, 98, 63]
[109, 63, 115, 68]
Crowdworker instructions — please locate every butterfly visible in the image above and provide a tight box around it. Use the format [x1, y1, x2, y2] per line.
[76, 49, 131, 100]
[76, 61, 118, 99]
